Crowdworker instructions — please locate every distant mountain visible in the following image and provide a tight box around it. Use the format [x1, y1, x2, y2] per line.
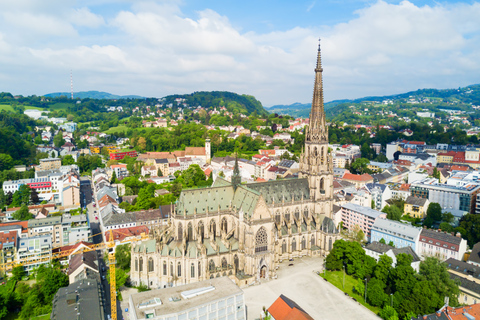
[268, 100, 350, 118]
[162, 91, 268, 115]
[44, 91, 144, 100]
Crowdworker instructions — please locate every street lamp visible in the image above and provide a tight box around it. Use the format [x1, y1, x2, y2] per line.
[364, 278, 367, 303]
[324, 259, 326, 278]
[390, 293, 393, 307]
[343, 264, 345, 289]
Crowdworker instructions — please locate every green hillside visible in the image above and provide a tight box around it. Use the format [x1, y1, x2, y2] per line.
[44, 91, 144, 100]
[163, 91, 268, 116]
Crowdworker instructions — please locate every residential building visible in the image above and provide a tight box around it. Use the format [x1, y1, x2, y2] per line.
[341, 172, 374, 188]
[51, 278, 105, 320]
[365, 183, 392, 210]
[141, 165, 158, 177]
[468, 242, 480, 267]
[37, 158, 62, 171]
[58, 122, 77, 132]
[418, 228, 467, 261]
[340, 203, 387, 240]
[364, 241, 421, 272]
[445, 258, 480, 305]
[267, 294, 314, 320]
[110, 150, 138, 160]
[111, 164, 128, 179]
[27, 216, 63, 246]
[370, 219, 422, 251]
[128, 277, 246, 320]
[411, 178, 480, 218]
[367, 161, 393, 172]
[17, 235, 52, 273]
[67, 250, 99, 283]
[404, 196, 430, 218]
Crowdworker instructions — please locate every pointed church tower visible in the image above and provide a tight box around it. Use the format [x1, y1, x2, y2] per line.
[232, 154, 241, 191]
[298, 40, 334, 218]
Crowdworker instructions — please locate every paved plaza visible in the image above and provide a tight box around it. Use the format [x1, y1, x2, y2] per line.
[243, 256, 379, 320]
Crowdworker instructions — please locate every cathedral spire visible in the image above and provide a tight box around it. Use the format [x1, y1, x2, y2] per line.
[309, 39, 327, 135]
[232, 152, 241, 191]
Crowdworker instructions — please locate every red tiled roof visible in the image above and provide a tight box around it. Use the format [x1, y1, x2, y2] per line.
[0, 221, 28, 233]
[451, 165, 469, 171]
[185, 147, 206, 156]
[438, 151, 457, 157]
[268, 295, 313, 320]
[399, 183, 410, 191]
[204, 168, 212, 177]
[342, 172, 373, 182]
[255, 178, 267, 182]
[105, 226, 149, 242]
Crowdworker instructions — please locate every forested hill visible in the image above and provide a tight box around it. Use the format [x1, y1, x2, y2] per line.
[269, 84, 480, 119]
[163, 91, 268, 116]
[45, 91, 144, 100]
[268, 100, 348, 118]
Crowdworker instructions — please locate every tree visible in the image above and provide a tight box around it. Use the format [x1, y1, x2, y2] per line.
[382, 205, 402, 221]
[115, 244, 131, 270]
[379, 305, 399, 320]
[419, 257, 460, 307]
[351, 158, 370, 174]
[111, 170, 117, 184]
[374, 254, 393, 283]
[439, 222, 454, 233]
[30, 188, 40, 204]
[423, 203, 442, 227]
[0, 153, 14, 171]
[12, 204, 33, 221]
[388, 241, 395, 247]
[11, 184, 31, 207]
[61, 155, 75, 165]
[442, 212, 454, 224]
[137, 137, 147, 151]
[157, 168, 163, 177]
[66, 114, 74, 121]
[367, 277, 387, 307]
[124, 187, 134, 196]
[11, 266, 25, 281]
[53, 131, 65, 148]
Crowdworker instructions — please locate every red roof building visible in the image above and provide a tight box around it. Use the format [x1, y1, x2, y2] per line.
[267, 295, 314, 320]
[105, 226, 149, 242]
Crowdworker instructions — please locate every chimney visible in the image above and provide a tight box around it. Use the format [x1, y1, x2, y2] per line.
[456, 232, 461, 238]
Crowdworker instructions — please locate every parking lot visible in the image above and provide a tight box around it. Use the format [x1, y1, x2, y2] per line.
[243, 256, 379, 320]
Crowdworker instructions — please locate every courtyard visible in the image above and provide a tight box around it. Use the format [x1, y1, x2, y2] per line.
[243, 256, 380, 320]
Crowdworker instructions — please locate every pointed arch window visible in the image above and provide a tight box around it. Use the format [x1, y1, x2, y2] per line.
[170, 262, 173, 276]
[187, 222, 193, 242]
[191, 263, 195, 278]
[292, 238, 297, 252]
[320, 178, 325, 194]
[255, 227, 268, 253]
[198, 262, 202, 278]
[163, 261, 167, 275]
[135, 258, 138, 272]
[282, 240, 286, 254]
[177, 262, 182, 277]
[301, 236, 306, 250]
[148, 258, 154, 272]
[209, 260, 215, 272]
[178, 223, 183, 241]
[139, 257, 143, 272]
[222, 257, 227, 269]
[210, 220, 216, 238]
[295, 208, 300, 221]
[311, 235, 315, 247]
[221, 217, 228, 234]
[198, 221, 205, 241]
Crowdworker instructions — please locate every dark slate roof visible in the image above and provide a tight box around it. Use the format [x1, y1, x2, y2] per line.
[365, 241, 394, 254]
[405, 195, 428, 206]
[51, 278, 104, 320]
[245, 178, 310, 204]
[445, 258, 480, 278]
[372, 172, 392, 182]
[450, 273, 480, 295]
[103, 210, 136, 227]
[468, 242, 480, 265]
[392, 246, 421, 262]
[332, 205, 342, 214]
[420, 228, 463, 246]
[68, 251, 98, 276]
[155, 158, 169, 164]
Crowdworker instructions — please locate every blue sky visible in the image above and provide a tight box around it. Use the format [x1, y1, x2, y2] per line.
[0, 0, 479, 106]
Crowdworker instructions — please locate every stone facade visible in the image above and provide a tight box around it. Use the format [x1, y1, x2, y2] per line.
[130, 43, 339, 289]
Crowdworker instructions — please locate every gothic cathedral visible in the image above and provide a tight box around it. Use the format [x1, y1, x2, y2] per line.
[130, 42, 339, 289]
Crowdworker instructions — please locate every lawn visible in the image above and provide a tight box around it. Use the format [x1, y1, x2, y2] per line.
[105, 125, 129, 134]
[30, 314, 50, 320]
[0, 104, 47, 112]
[49, 102, 73, 110]
[320, 270, 380, 315]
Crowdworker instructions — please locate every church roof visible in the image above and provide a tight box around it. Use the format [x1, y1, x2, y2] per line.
[245, 178, 310, 204]
[176, 185, 234, 216]
[232, 185, 261, 218]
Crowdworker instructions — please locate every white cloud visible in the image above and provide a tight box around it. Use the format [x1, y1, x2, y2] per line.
[0, 0, 479, 106]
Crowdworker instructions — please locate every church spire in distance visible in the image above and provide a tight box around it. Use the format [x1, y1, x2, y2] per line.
[306, 39, 328, 142]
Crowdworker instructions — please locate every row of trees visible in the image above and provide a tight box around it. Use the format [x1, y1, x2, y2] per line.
[0, 264, 69, 320]
[325, 240, 459, 319]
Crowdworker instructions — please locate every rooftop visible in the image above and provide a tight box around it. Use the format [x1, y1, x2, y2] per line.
[130, 277, 242, 319]
[341, 203, 385, 219]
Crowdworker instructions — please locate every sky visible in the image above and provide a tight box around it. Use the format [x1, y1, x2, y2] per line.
[0, 0, 479, 107]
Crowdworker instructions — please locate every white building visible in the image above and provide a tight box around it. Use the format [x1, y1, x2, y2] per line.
[365, 241, 421, 272]
[418, 228, 467, 261]
[128, 277, 246, 320]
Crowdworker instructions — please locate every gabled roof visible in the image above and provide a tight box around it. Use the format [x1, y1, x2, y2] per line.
[268, 294, 313, 320]
[68, 251, 98, 275]
[405, 196, 428, 206]
[342, 172, 373, 182]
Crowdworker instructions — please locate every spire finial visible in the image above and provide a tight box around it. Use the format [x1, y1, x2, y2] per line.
[318, 38, 321, 51]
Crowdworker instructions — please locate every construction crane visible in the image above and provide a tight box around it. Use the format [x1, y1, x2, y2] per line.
[1, 229, 149, 320]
